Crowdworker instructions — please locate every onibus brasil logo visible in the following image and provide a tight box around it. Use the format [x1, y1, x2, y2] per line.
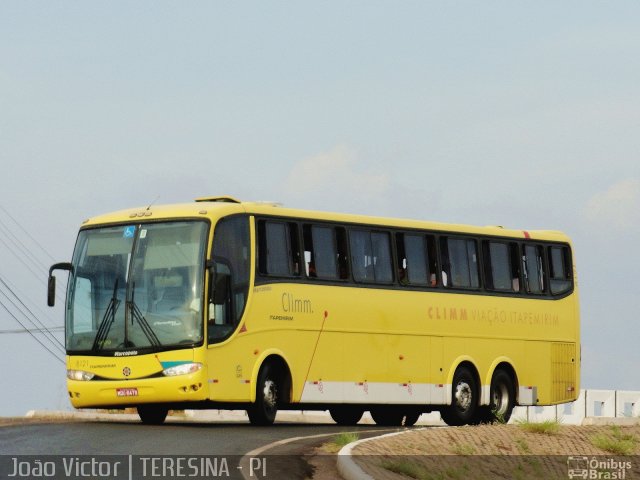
[567, 456, 633, 479]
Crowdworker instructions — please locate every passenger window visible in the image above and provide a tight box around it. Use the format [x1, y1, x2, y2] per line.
[257, 221, 300, 277]
[549, 246, 572, 295]
[523, 244, 545, 294]
[441, 237, 479, 289]
[396, 233, 437, 287]
[484, 241, 520, 292]
[303, 225, 338, 280]
[350, 230, 393, 284]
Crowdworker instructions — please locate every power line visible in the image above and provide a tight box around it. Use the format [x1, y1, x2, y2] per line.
[0, 216, 49, 275]
[0, 289, 66, 355]
[0, 276, 65, 351]
[0, 229, 66, 305]
[0, 234, 46, 287]
[0, 204, 57, 263]
[0, 205, 66, 305]
[0, 298, 65, 365]
[0, 327, 64, 334]
[0, 272, 63, 330]
[0, 205, 67, 363]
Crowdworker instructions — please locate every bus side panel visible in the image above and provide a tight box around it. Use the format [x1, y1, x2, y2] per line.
[521, 341, 551, 405]
[429, 337, 446, 404]
[298, 286, 434, 405]
[299, 331, 345, 403]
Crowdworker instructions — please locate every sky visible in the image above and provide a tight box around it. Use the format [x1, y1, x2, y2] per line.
[0, 1, 639, 417]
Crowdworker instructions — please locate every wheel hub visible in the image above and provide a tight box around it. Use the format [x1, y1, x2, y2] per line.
[454, 381, 472, 411]
[263, 380, 277, 408]
[492, 383, 509, 415]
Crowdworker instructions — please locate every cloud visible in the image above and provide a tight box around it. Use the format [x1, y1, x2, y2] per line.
[284, 145, 392, 215]
[584, 178, 640, 232]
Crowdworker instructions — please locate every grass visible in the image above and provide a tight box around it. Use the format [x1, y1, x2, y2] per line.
[381, 460, 428, 479]
[591, 426, 638, 455]
[381, 459, 468, 480]
[491, 408, 509, 425]
[514, 437, 531, 454]
[321, 432, 360, 453]
[515, 419, 561, 435]
[452, 443, 476, 455]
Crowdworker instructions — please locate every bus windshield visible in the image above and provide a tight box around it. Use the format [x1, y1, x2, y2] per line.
[65, 221, 208, 354]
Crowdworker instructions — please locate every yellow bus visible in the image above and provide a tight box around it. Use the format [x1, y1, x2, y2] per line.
[48, 196, 579, 426]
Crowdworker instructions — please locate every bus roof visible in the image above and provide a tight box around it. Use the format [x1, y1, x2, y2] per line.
[81, 197, 571, 243]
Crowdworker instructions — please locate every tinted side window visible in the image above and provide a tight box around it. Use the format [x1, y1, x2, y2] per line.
[349, 230, 371, 282]
[549, 246, 572, 295]
[523, 244, 545, 294]
[371, 232, 393, 283]
[303, 225, 338, 280]
[396, 233, 437, 286]
[258, 221, 300, 277]
[484, 241, 520, 292]
[350, 230, 393, 284]
[441, 237, 479, 288]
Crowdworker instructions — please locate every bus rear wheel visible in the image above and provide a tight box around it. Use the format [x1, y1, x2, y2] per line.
[441, 366, 478, 426]
[487, 370, 515, 423]
[329, 406, 364, 426]
[137, 405, 168, 425]
[247, 364, 279, 426]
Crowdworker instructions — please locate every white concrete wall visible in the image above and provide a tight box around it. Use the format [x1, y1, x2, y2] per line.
[508, 389, 640, 425]
[182, 389, 640, 425]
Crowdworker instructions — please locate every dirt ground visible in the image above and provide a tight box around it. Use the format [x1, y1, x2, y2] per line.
[310, 424, 640, 480]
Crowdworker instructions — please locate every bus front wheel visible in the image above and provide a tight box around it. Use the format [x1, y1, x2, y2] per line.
[137, 405, 168, 425]
[248, 364, 279, 426]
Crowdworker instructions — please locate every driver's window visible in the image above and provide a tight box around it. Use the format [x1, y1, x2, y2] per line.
[209, 263, 231, 326]
[72, 276, 93, 333]
[208, 216, 250, 344]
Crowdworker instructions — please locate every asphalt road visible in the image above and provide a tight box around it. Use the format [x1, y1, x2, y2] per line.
[0, 420, 396, 479]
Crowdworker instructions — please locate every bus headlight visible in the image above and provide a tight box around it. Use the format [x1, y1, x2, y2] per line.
[67, 369, 95, 381]
[162, 363, 202, 377]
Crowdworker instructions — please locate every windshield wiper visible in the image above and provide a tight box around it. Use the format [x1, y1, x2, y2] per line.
[92, 279, 120, 352]
[127, 285, 161, 348]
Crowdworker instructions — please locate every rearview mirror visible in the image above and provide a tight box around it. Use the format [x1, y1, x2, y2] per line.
[47, 275, 56, 307]
[47, 262, 73, 307]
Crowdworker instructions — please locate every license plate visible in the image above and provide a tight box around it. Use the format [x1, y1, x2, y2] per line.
[116, 388, 139, 397]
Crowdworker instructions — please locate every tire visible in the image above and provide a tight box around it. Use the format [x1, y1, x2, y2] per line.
[137, 405, 168, 425]
[488, 370, 515, 423]
[329, 406, 364, 426]
[370, 408, 421, 427]
[402, 411, 421, 427]
[441, 366, 478, 426]
[370, 408, 404, 426]
[247, 364, 279, 426]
